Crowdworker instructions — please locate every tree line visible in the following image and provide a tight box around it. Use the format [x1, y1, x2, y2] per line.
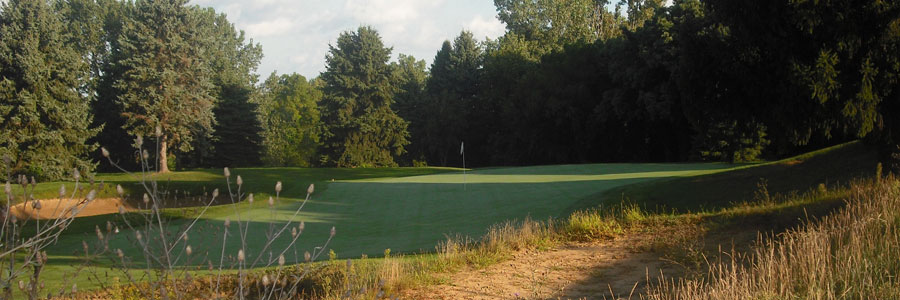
[1, 0, 898, 180]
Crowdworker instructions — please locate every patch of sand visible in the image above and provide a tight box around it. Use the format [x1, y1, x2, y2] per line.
[405, 234, 678, 300]
[10, 198, 133, 220]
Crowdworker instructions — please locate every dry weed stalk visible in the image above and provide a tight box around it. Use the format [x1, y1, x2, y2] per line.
[81, 136, 336, 299]
[0, 156, 99, 299]
[645, 176, 900, 299]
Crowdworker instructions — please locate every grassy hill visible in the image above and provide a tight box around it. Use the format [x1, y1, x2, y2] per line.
[565, 141, 878, 215]
[19, 141, 880, 296]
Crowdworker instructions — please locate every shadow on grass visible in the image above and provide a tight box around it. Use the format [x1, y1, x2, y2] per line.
[469, 162, 739, 176]
[562, 141, 878, 215]
[558, 191, 850, 299]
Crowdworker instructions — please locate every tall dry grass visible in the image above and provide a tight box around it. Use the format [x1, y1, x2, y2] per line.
[645, 176, 900, 299]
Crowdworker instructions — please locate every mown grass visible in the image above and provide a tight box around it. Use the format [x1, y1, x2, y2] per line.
[566, 141, 877, 214]
[31, 141, 883, 298]
[267, 141, 881, 298]
[24, 161, 738, 297]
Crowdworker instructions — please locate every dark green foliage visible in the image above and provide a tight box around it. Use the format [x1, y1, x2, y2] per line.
[319, 26, 409, 167]
[183, 8, 264, 168]
[0, 0, 98, 180]
[210, 84, 263, 167]
[417, 31, 484, 167]
[83, 0, 135, 171]
[424, 0, 898, 166]
[257, 73, 321, 167]
[391, 54, 428, 165]
[115, 0, 215, 173]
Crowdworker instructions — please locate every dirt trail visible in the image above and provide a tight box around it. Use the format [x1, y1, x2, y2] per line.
[406, 234, 679, 300]
[10, 198, 133, 220]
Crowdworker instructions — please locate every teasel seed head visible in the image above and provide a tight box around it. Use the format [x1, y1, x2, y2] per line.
[247, 193, 254, 203]
[116, 184, 124, 197]
[186, 245, 192, 256]
[101, 147, 109, 158]
[278, 254, 285, 266]
[275, 181, 282, 193]
[330, 226, 336, 238]
[307, 184, 314, 195]
[236, 175, 242, 187]
[143, 193, 150, 205]
[304, 251, 311, 262]
[237, 249, 245, 262]
[223, 167, 230, 178]
[268, 196, 274, 207]
[59, 184, 66, 199]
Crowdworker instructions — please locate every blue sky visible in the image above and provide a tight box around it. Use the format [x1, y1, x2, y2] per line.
[190, 0, 507, 79]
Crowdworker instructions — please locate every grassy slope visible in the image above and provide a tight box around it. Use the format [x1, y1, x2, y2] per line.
[565, 141, 878, 214]
[29, 142, 879, 295]
[34, 162, 737, 293]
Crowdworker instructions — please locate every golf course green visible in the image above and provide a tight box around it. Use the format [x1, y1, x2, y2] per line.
[31, 162, 737, 292]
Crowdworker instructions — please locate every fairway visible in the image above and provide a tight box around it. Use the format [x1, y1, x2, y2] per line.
[37, 162, 736, 292]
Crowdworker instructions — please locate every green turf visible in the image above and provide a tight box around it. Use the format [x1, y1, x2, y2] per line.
[21, 141, 879, 295]
[26, 162, 739, 293]
[573, 141, 879, 214]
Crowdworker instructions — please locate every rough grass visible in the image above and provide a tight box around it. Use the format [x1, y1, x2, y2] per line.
[31, 141, 882, 298]
[645, 177, 900, 299]
[29, 162, 737, 295]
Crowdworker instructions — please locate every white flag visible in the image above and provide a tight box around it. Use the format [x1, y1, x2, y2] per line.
[460, 142, 464, 155]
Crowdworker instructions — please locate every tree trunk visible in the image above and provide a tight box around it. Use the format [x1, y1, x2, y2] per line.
[159, 135, 170, 173]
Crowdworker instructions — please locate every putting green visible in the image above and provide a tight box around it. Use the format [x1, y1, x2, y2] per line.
[199, 163, 736, 260]
[37, 162, 735, 293]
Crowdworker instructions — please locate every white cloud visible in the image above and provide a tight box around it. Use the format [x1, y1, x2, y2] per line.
[222, 4, 242, 21]
[346, 0, 424, 24]
[194, 0, 503, 78]
[245, 18, 294, 38]
[465, 15, 506, 40]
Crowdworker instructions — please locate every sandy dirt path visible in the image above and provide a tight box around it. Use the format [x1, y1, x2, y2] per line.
[406, 234, 678, 300]
[10, 198, 133, 220]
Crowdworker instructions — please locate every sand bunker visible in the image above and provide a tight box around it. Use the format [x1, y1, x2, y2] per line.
[10, 198, 133, 220]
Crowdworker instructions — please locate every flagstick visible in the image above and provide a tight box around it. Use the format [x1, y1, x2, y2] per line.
[461, 141, 466, 191]
[462, 149, 466, 191]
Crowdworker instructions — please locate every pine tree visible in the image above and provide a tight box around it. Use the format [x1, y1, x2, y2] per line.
[115, 0, 214, 173]
[421, 31, 483, 166]
[319, 26, 409, 167]
[0, 0, 99, 180]
[195, 8, 263, 168]
[391, 54, 428, 165]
